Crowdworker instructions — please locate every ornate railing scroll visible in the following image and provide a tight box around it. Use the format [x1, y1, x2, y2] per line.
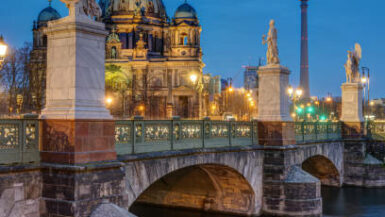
[295, 121, 342, 144]
[114, 119, 259, 155]
[0, 119, 40, 165]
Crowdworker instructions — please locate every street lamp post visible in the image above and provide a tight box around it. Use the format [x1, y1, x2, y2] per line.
[0, 35, 8, 69]
[287, 85, 303, 120]
[362, 67, 370, 119]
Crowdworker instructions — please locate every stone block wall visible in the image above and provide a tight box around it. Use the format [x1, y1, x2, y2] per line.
[344, 140, 385, 187]
[0, 167, 41, 217]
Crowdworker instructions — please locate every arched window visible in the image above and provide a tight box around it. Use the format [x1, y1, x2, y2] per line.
[179, 33, 188, 45]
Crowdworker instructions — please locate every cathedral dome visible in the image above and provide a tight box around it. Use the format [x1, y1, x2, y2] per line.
[37, 6, 61, 24]
[111, 0, 167, 18]
[174, 3, 197, 19]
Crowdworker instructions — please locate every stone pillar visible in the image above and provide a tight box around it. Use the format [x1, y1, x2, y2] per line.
[257, 65, 295, 146]
[258, 65, 321, 216]
[39, 12, 127, 217]
[341, 83, 364, 139]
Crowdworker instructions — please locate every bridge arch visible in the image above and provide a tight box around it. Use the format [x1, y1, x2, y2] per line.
[293, 142, 344, 186]
[302, 155, 341, 186]
[123, 150, 263, 216]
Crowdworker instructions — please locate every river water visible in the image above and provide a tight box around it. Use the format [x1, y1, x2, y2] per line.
[131, 187, 385, 217]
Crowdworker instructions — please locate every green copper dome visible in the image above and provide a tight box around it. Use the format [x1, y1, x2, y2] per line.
[174, 3, 197, 19]
[38, 6, 61, 24]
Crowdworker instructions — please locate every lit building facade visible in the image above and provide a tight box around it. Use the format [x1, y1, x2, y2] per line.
[31, 0, 204, 119]
[102, 0, 204, 119]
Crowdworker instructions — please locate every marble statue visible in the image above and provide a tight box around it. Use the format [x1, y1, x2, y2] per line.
[60, 0, 102, 19]
[344, 43, 362, 83]
[262, 20, 280, 65]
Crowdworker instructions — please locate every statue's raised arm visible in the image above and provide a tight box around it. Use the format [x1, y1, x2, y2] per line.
[60, 0, 102, 20]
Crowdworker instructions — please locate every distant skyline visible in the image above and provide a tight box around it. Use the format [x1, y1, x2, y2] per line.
[0, 0, 384, 99]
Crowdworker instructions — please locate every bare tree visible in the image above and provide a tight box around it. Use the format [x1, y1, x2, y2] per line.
[0, 43, 33, 115]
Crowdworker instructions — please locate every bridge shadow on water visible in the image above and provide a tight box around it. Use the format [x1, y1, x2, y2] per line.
[130, 186, 385, 217]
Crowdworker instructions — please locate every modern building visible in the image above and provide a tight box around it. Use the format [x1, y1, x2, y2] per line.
[31, 0, 204, 119]
[243, 66, 259, 90]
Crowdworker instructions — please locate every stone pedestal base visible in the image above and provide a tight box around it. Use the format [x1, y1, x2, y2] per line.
[342, 122, 365, 140]
[341, 83, 364, 123]
[41, 120, 116, 164]
[41, 163, 128, 217]
[263, 150, 322, 217]
[257, 65, 291, 122]
[258, 121, 296, 146]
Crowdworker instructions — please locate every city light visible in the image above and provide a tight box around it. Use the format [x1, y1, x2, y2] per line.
[296, 107, 304, 114]
[228, 87, 234, 92]
[295, 89, 303, 97]
[189, 74, 198, 84]
[320, 115, 327, 121]
[0, 36, 7, 67]
[106, 97, 113, 105]
[361, 77, 367, 84]
[326, 97, 332, 102]
[287, 86, 294, 95]
[306, 106, 314, 114]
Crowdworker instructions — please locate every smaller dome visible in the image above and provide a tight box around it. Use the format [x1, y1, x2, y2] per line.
[38, 6, 61, 23]
[174, 3, 197, 19]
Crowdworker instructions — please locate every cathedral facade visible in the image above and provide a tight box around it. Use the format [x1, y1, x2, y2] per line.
[31, 0, 205, 119]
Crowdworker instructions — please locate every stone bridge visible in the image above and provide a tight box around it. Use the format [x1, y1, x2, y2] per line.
[118, 142, 344, 216]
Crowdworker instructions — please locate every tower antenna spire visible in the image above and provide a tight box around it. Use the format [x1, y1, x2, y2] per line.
[48, 0, 52, 6]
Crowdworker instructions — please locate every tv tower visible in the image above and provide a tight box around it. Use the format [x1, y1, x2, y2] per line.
[299, 0, 310, 98]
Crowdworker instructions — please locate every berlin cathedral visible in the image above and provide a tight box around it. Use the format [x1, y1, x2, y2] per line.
[30, 0, 208, 119]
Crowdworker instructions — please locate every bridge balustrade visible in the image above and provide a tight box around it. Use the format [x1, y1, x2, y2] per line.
[366, 121, 385, 161]
[0, 119, 40, 165]
[295, 121, 342, 144]
[367, 121, 385, 141]
[2, 118, 384, 164]
[115, 120, 258, 155]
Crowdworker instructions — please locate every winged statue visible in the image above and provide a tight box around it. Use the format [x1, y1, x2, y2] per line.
[344, 43, 362, 83]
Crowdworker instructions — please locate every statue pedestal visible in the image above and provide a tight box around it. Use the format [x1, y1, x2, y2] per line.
[39, 14, 127, 217]
[341, 83, 364, 139]
[41, 15, 111, 120]
[341, 83, 364, 123]
[257, 65, 295, 146]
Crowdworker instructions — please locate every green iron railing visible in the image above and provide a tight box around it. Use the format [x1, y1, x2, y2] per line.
[0, 119, 40, 165]
[115, 119, 258, 155]
[294, 121, 342, 144]
[0, 118, 362, 163]
[367, 121, 385, 141]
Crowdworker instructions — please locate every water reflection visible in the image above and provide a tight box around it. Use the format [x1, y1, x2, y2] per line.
[131, 187, 385, 217]
[130, 204, 241, 217]
[322, 186, 385, 217]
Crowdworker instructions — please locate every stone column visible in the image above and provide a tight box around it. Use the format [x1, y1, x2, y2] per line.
[39, 12, 127, 217]
[257, 65, 295, 146]
[257, 65, 321, 217]
[341, 83, 364, 139]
